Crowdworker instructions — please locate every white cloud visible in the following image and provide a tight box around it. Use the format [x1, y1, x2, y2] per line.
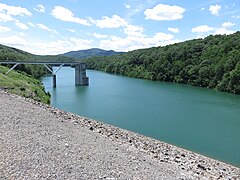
[66, 28, 76, 33]
[192, 24, 236, 37]
[99, 32, 176, 52]
[0, 3, 31, 23]
[125, 1, 157, 20]
[36, 23, 52, 32]
[0, 3, 32, 16]
[15, 21, 28, 30]
[144, 4, 185, 21]
[0, 35, 93, 55]
[51, 6, 90, 26]
[0, 13, 15, 22]
[0, 35, 27, 47]
[168, 27, 179, 33]
[152, 32, 174, 42]
[34, 4, 45, 13]
[125, 4, 131, 9]
[0, 25, 179, 54]
[92, 32, 108, 39]
[222, 21, 235, 28]
[200, 7, 205, 11]
[24, 22, 57, 33]
[19, 32, 26, 36]
[231, 15, 240, 19]
[32, 38, 93, 55]
[123, 25, 144, 37]
[209, 4, 221, 16]
[214, 28, 235, 35]
[0, 25, 11, 32]
[192, 25, 214, 33]
[93, 15, 128, 28]
[27, 22, 35, 27]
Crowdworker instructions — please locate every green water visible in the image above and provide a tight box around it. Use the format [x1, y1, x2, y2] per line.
[41, 67, 240, 167]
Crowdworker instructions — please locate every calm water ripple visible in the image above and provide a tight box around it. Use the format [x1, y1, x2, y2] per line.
[41, 67, 240, 167]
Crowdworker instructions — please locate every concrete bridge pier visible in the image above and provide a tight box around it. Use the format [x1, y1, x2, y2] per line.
[75, 63, 89, 86]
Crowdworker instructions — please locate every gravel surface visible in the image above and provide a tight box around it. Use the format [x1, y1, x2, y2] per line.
[0, 90, 239, 179]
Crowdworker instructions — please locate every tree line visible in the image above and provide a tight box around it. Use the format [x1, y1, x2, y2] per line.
[83, 32, 240, 95]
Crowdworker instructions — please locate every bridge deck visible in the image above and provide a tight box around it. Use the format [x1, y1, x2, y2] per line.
[0, 61, 88, 87]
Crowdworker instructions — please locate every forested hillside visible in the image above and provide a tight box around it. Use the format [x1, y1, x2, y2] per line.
[83, 32, 240, 95]
[0, 44, 76, 78]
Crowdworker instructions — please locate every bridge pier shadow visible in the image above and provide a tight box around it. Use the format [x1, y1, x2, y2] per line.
[53, 74, 57, 88]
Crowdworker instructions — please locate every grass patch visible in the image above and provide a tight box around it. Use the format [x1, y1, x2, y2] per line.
[0, 65, 50, 104]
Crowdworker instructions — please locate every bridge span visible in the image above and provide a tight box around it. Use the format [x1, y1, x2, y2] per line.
[0, 61, 89, 87]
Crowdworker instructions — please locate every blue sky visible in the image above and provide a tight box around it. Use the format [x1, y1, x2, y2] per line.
[0, 0, 239, 55]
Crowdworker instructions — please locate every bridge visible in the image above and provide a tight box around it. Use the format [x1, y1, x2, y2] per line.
[0, 61, 89, 87]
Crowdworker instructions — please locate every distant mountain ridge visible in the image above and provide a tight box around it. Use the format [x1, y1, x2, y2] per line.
[62, 48, 124, 59]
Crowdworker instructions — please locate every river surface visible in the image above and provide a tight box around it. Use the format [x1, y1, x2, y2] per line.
[41, 67, 240, 167]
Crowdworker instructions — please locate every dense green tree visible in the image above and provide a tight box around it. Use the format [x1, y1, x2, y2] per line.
[82, 32, 240, 95]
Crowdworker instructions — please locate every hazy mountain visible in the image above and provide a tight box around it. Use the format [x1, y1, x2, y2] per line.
[62, 48, 124, 59]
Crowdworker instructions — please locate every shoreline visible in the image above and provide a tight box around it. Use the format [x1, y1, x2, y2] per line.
[0, 90, 239, 179]
[49, 107, 240, 178]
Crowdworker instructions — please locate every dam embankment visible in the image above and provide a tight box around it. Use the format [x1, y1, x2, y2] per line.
[0, 90, 239, 179]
